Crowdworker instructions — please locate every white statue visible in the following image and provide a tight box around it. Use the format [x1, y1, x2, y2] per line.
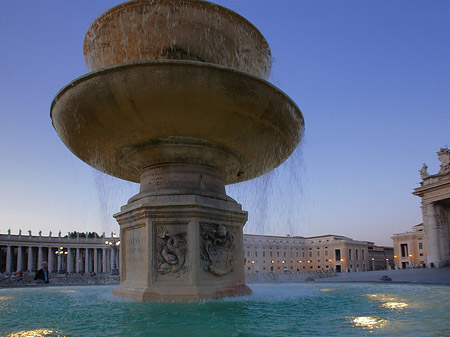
[438, 148, 450, 174]
[420, 163, 429, 180]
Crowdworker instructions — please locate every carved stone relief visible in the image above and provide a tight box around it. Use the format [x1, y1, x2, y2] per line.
[200, 224, 235, 276]
[156, 226, 187, 276]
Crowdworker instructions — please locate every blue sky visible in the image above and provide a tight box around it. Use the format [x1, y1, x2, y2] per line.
[0, 1, 449, 246]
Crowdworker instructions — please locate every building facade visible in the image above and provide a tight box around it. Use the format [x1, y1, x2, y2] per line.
[243, 234, 378, 274]
[0, 231, 119, 275]
[413, 148, 450, 268]
[392, 224, 426, 269]
[1, 230, 393, 275]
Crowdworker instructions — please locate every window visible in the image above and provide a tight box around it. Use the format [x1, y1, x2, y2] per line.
[255, 251, 258, 257]
[325, 250, 328, 257]
[419, 243, 423, 250]
[247, 251, 250, 257]
[283, 252, 286, 258]
[401, 244, 408, 258]
[296, 251, 299, 258]
[349, 249, 352, 260]
[270, 251, 273, 257]
[263, 251, 266, 257]
[356, 249, 359, 260]
[309, 251, 312, 258]
[277, 251, 280, 258]
[335, 249, 341, 260]
[317, 250, 320, 257]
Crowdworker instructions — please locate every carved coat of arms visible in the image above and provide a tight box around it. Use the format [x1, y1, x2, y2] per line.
[200, 224, 235, 276]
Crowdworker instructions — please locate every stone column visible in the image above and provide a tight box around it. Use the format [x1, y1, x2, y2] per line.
[111, 247, 117, 274]
[67, 248, 74, 273]
[27, 246, 34, 272]
[17, 246, 23, 272]
[6, 246, 13, 273]
[57, 253, 62, 273]
[102, 248, 107, 274]
[48, 248, 54, 273]
[37, 247, 44, 269]
[425, 203, 440, 267]
[76, 248, 81, 273]
[94, 249, 98, 274]
[85, 248, 89, 274]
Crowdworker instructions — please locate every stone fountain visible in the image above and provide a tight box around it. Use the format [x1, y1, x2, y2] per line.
[51, 0, 304, 301]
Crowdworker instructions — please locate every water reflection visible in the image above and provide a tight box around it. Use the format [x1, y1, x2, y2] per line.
[366, 293, 409, 310]
[319, 288, 336, 292]
[350, 316, 388, 329]
[9, 329, 55, 337]
[381, 302, 408, 309]
[56, 290, 77, 294]
[0, 296, 13, 301]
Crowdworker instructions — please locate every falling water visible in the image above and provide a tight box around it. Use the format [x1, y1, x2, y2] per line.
[227, 142, 306, 236]
[93, 169, 138, 235]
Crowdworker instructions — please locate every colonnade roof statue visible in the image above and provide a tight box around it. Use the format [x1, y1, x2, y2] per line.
[50, 0, 304, 301]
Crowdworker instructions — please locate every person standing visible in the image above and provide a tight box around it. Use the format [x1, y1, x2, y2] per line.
[34, 261, 49, 284]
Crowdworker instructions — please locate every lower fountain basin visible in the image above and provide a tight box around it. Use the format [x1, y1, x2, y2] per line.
[1, 283, 449, 336]
[51, 60, 304, 184]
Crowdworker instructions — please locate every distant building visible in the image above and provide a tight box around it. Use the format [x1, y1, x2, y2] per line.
[0, 231, 119, 275]
[243, 233, 389, 274]
[1, 230, 393, 275]
[413, 148, 450, 268]
[367, 243, 394, 270]
[392, 224, 426, 269]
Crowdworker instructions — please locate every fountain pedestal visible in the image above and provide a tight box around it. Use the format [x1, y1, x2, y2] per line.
[51, 0, 304, 301]
[113, 164, 251, 301]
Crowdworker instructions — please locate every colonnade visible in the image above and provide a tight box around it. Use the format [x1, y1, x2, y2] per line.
[0, 233, 119, 275]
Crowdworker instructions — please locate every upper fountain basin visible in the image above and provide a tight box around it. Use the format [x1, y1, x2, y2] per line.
[50, 60, 304, 185]
[84, 0, 272, 79]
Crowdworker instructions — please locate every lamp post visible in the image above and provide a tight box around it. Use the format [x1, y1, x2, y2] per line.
[409, 254, 413, 268]
[385, 258, 389, 270]
[105, 234, 120, 275]
[371, 257, 375, 271]
[55, 246, 67, 274]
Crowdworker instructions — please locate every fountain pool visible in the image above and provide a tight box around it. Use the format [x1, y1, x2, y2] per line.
[1, 283, 449, 336]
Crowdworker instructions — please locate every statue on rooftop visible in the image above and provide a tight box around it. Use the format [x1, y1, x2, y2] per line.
[438, 148, 450, 174]
[420, 163, 429, 180]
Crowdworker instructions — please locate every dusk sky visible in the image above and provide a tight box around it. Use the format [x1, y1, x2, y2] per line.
[0, 1, 449, 246]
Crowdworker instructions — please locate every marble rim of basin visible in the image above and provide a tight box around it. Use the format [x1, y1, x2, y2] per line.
[50, 60, 304, 185]
[83, 0, 271, 79]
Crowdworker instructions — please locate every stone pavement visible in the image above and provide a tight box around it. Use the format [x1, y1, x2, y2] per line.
[315, 267, 450, 285]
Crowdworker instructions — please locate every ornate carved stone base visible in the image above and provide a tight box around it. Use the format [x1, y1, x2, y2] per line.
[112, 191, 252, 301]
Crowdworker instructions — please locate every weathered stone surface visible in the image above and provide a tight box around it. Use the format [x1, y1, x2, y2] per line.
[83, 0, 272, 79]
[51, 61, 304, 185]
[113, 189, 252, 301]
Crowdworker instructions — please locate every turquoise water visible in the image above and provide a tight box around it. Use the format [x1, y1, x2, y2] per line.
[1, 283, 449, 337]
